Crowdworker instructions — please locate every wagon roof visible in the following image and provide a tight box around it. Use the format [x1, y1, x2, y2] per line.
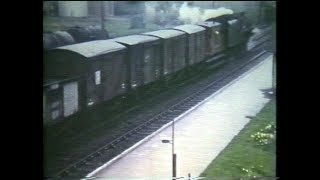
[171, 24, 206, 34]
[55, 40, 126, 58]
[143, 29, 185, 39]
[111, 35, 159, 45]
[43, 79, 61, 86]
[197, 21, 221, 28]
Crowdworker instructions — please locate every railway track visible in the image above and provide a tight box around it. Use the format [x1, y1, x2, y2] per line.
[46, 27, 273, 180]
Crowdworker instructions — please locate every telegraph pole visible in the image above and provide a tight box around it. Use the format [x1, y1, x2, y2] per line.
[259, 1, 264, 25]
[101, 1, 105, 31]
[162, 117, 177, 179]
[172, 118, 177, 179]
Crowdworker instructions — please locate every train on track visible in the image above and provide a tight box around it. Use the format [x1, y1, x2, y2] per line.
[43, 13, 254, 122]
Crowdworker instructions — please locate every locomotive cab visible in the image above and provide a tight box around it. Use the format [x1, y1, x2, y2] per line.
[197, 21, 225, 57]
[205, 12, 253, 51]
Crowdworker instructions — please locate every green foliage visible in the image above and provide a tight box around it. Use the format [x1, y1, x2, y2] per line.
[251, 123, 276, 146]
[200, 100, 276, 179]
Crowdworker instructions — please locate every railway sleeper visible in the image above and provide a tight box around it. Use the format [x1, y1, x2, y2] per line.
[62, 173, 81, 180]
[88, 155, 103, 163]
[146, 119, 159, 125]
[148, 125, 161, 130]
[99, 154, 114, 162]
[137, 131, 152, 136]
[158, 114, 170, 119]
[133, 133, 149, 139]
[150, 116, 163, 121]
[171, 109, 185, 114]
[109, 144, 116, 148]
[117, 145, 131, 152]
[163, 114, 178, 119]
[72, 169, 92, 176]
[179, 105, 195, 109]
[169, 108, 184, 112]
[192, 95, 210, 100]
[167, 112, 183, 116]
[184, 101, 199, 106]
[59, 170, 70, 177]
[156, 118, 171, 123]
[175, 107, 189, 112]
[103, 146, 113, 151]
[144, 128, 159, 133]
[143, 120, 154, 125]
[191, 99, 203, 104]
[112, 139, 121, 144]
[139, 124, 148, 128]
[124, 132, 133, 137]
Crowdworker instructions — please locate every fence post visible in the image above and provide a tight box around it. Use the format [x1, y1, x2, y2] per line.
[273, 52, 276, 91]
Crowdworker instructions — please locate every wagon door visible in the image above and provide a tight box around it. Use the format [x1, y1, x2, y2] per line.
[44, 83, 63, 120]
[63, 81, 79, 117]
[113, 54, 127, 95]
[86, 61, 104, 106]
[199, 31, 206, 61]
[173, 37, 186, 72]
[102, 54, 127, 101]
[143, 47, 156, 84]
[188, 34, 196, 65]
[153, 44, 162, 79]
[163, 41, 174, 75]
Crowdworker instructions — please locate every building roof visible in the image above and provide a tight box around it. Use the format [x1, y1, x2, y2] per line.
[111, 35, 159, 45]
[143, 29, 185, 39]
[55, 40, 126, 58]
[43, 76, 80, 87]
[197, 21, 221, 28]
[228, 19, 238, 25]
[171, 24, 205, 34]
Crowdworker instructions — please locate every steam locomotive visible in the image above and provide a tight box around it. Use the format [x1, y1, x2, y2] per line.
[43, 13, 254, 122]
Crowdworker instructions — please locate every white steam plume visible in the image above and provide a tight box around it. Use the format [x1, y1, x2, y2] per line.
[145, 2, 156, 22]
[145, 2, 182, 26]
[178, 2, 202, 24]
[178, 2, 234, 24]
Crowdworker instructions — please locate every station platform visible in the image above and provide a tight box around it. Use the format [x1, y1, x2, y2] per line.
[86, 54, 274, 179]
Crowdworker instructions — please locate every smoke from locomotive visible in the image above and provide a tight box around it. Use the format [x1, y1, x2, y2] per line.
[145, 2, 181, 26]
[178, 2, 233, 24]
[145, 2, 234, 26]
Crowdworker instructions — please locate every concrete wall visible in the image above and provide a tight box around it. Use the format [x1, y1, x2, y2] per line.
[88, 1, 115, 17]
[114, 1, 145, 15]
[58, 1, 88, 17]
[43, 1, 59, 16]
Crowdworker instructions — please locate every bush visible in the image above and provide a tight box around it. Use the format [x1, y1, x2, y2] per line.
[251, 123, 276, 146]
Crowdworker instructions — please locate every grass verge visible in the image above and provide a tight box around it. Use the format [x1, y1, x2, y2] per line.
[200, 99, 276, 179]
